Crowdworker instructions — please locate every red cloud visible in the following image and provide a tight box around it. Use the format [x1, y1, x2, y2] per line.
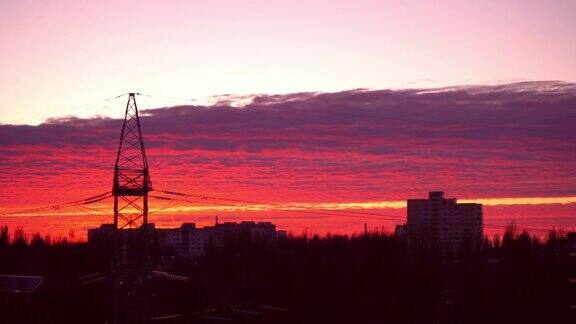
[1, 81, 575, 238]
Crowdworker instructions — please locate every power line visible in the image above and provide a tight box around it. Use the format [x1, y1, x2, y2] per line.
[3, 93, 128, 125]
[137, 92, 576, 137]
[0, 192, 112, 217]
[155, 190, 406, 221]
[151, 194, 399, 222]
[1, 189, 572, 234]
[154, 189, 571, 233]
[140, 94, 199, 102]
[4, 91, 574, 138]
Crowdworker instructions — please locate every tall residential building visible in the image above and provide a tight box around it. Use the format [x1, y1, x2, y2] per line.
[406, 191, 482, 256]
[457, 203, 483, 248]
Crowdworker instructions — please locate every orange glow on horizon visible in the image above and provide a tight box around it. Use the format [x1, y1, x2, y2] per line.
[2, 195, 575, 217]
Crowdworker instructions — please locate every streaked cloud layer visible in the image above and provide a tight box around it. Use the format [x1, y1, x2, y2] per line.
[1, 81, 575, 236]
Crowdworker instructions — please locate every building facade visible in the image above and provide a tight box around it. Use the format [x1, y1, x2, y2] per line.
[457, 203, 483, 249]
[88, 221, 280, 259]
[406, 191, 483, 256]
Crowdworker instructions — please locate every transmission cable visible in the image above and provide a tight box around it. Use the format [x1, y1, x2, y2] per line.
[154, 189, 569, 233]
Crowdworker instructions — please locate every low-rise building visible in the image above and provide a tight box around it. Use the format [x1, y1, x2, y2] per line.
[88, 221, 280, 259]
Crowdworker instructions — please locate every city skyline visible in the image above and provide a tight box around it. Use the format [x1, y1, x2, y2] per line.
[1, 82, 574, 239]
[2, 1, 574, 322]
[1, 0, 575, 240]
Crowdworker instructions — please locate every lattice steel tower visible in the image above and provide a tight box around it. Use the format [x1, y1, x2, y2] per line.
[112, 93, 153, 324]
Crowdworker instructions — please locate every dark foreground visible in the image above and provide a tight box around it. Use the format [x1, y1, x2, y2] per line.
[0, 226, 574, 324]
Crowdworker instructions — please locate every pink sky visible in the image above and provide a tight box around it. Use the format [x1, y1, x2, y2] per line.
[0, 1, 575, 239]
[1, 0, 575, 124]
[0, 83, 575, 239]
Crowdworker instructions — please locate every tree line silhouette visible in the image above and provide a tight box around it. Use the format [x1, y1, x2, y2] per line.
[0, 224, 573, 323]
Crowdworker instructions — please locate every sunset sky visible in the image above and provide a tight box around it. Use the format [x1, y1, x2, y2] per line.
[2, 0, 576, 124]
[0, 1, 575, 239]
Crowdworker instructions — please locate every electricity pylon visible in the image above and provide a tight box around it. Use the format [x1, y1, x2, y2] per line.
[112, 93, 153, 324]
